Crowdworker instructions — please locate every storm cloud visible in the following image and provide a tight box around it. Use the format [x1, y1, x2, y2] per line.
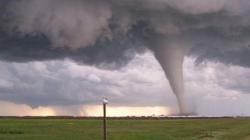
[0, 0, 250, 67]
[1, 0, 250, 114]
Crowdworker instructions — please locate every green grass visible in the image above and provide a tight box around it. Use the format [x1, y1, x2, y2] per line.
[0, 118, 250, 140]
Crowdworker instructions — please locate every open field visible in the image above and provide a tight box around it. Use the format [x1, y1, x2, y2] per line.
[0, 117, 250, 140]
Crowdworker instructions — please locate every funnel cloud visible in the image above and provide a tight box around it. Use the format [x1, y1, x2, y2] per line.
[151, 37, 192, 113]
[1, 0, 250, 114]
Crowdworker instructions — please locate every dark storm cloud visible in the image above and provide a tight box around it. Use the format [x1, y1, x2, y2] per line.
[0, 0, 250, 68]
[2, 0, 250, 115]
[0, 0, 147, 69]
[0, 29, 143, 69]
[0, 0, 250, 69]
[191, 46, 250, 67]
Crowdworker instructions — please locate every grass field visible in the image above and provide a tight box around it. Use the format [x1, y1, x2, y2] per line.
[0, 117, 250, 140]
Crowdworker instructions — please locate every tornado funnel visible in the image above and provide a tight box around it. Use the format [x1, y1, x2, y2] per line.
[152, 39, 191, 114]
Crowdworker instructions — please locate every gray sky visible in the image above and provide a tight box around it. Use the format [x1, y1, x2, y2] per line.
[1, 0, 250, 116]
[0, 52, 250, 116]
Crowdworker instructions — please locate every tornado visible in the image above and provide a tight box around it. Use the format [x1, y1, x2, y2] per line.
[2, 0, 250, 115]
[151, 38, 191, 114]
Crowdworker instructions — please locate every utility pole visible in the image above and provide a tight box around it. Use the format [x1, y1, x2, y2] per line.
[103, 98, 108, 140]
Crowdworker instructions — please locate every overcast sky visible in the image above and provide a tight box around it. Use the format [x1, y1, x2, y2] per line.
[1, 0, 250, 116]
[0, 52, 250, 116]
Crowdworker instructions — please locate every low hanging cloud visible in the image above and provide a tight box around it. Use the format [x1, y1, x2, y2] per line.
[8, 0, 112, 49]
[0, 0, 250, 67]
[1, 0, 250, 114]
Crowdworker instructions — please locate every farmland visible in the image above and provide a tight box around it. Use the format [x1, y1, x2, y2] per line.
[0, 117, 250, 140]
